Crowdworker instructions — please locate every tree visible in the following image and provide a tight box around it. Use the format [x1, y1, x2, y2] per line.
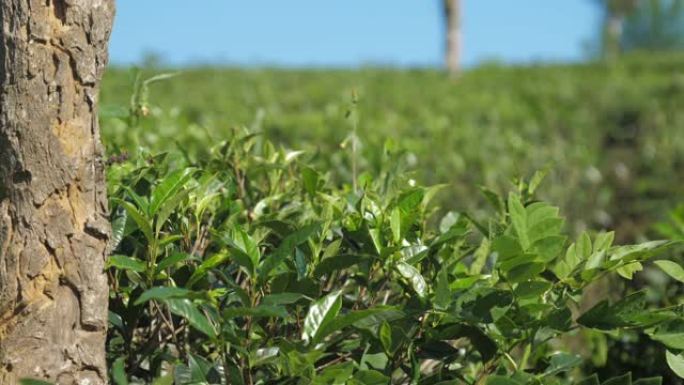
[0, 1, 115, 383]
[595, 0, 684, 56]
[444, 0, 461, 76]
[598, 0, 639, 58]
[622, 0, 684, 51]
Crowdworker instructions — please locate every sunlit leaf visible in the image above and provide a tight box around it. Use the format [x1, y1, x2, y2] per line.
[302, 290, 342, 343]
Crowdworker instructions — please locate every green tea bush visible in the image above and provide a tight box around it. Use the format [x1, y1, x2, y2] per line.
[104, 123, 684, 384]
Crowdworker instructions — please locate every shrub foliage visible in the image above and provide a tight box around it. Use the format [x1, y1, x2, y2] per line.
[104, 125, 682, 384]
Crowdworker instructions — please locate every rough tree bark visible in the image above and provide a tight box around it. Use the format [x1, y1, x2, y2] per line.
[0, 0, 115, 383]
[444, 0, 461, 76]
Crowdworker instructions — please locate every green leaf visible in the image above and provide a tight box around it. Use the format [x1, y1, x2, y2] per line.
[115, 199, 154, 244]
[260, 223, 320, 279]
[322, 239, 342, 260]
[433, 215, 470, 247]
[577, 374, 600, 385]
[633, 378, 662, 385]
[436, 323, 497, 362]
[314, 362, 355, 385]
[135, 286, 193, 305]
[667, 350, 684, 378]
[155, 188, 191, 234]
[112, 357, 129, 385]
[528, 168, 548, 195]
[223, 305, 288, 319]
[166, 298, 217, 338]
[505, 262, 544, 283]
[654, 260, 684, 283]
[528, 217, 564, 245]
[464, 289, 513, 323]
[295, 247, 308, 279]
[107, 255, 146, 273]
[149, 168, 194, 215]
[397, 188, 424, 213]
[545, 306, 573, 331]
[602, 373, 631, 385]
[234, 225, 260, 265]
[594, 231, 615, 253]
[542, 352, 582, 377]
[609, 240, 674, 263]
[422, 184, 448, 208]
[261, 292, 308, 306]
[470, 237, 490, 275]
[379, 322, 392, 353]
[530, 235, 566, 262]
[577, 231, 593, 257]
[186, 353, 213, 383]
[390, 208, 401, 243]
[434, 267, 451, 310]
[151, 374, 174, 385]
[526, 201, 559, 222]
[351, 370, 390, 385]
[492, 235, 523, 260]
[187, 252, 229, 288]
[110, 211, 127, 252]
[647, 320, 684, 349]
[315, 306, 405, 342]
[514, 280, 551, 298]
[508, 193, 529, 249]
[313, 254, 367, 278]
[351, 307, 406, 329]
[155, 252, 196, 274]
[122, 187, 150, 215]
[302, 290, 342, 343]
[400, 244, 429, 265]
[109, 310, 124, 331]
[577, 292, 671, 330]
[486, 376, 523, 385]
[553, 242, 581, 279]
[224, 225, 260, 276]
[396, 262, 427, 298]
[302, 166, 320, 197]
[616, 261, 643, 280]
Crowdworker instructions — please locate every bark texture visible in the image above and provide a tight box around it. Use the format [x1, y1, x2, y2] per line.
[444, 0, 461, 76]
[0, 0, 114, 383]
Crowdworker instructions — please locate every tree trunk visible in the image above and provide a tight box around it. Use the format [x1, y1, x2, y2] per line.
[444, 0, 461, 76]
[605, 12, 625, 58]
[0, 0, 114, 384]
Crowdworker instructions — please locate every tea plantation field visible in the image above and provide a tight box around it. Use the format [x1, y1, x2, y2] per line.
[100, 53, 684, 242]
[99, 54, 684, 384]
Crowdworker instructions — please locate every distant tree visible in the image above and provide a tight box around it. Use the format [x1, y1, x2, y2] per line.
[597, 0, 640, 58]
[443, 0, 461, 76]
[596, 0, 684, 57]
[622, 0, 684, 51]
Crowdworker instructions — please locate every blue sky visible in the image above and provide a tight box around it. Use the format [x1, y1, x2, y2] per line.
[109, 1, 601, 68]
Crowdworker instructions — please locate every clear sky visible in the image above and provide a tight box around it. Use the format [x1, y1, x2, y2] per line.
[109, 1, 601, 68]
